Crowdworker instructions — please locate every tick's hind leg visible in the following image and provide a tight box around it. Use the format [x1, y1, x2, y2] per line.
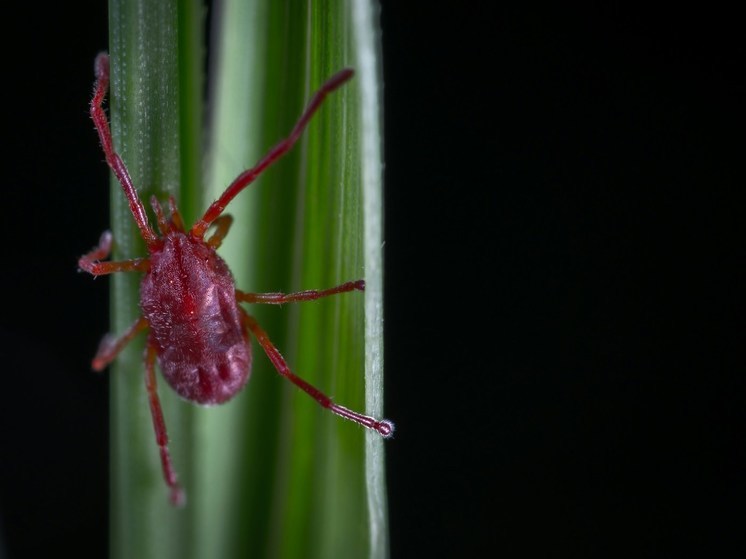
[78, 230, 150, 276]
[144, 342, 185, 506]
[240, 308, 394, 438]
[91, 316, 149, 371]
[236, 280, 364, 305]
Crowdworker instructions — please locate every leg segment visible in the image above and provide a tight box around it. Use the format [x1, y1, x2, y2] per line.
[240, 309, 394, 437]
[78, 231, 150, 276]
[191, 68, 355, 239]
[144, 343, 185, 507]
[205, 215, 234, 249]
[236, 279, 364, 305]
[91, 316, 149, 371]
[91, 53, 158, 247]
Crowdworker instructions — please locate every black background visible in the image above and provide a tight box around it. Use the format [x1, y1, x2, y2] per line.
[2, 2, 745, 558]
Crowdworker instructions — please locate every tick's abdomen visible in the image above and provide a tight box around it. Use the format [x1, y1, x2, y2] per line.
[141, 233, 251, 405]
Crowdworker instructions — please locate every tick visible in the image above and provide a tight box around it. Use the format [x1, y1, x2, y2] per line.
[79, 52, 393, 506]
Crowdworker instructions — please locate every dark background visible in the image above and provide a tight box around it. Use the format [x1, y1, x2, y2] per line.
[2, 2, 745, 557]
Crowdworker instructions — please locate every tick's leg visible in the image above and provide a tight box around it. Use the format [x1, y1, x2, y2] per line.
[144, 342, 185, 507]
[92, 316, 149, 371]
[240, 309, 394, 438]
[78, 231, 150, 276]
[205, 215, 234, 249]
[91, 53, 158, 247]
[236, 280, 364, 305]
[191, 68, 355, 238]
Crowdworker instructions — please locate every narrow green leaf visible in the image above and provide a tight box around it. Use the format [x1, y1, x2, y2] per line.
[351, 2, 390, 557]
[107, 0, 203, 557]
[204, 1, 389, 558]
[106, 1, 388, 557]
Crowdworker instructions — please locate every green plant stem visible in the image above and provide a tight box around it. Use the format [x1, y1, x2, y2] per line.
[108, 1, 202, 557]
[106, 1, 388, 557]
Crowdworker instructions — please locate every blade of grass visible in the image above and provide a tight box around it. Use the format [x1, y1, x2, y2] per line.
[201, 1, 308, 556]
[105, 0, 387, 557]
[194, 0, 274, 556]
[204, 1, 389, 558]
[352, 2, 390, 558]
[107, 0, 203, 558]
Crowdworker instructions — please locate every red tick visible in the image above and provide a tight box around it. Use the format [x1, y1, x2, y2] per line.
[79, 52, 393, 506]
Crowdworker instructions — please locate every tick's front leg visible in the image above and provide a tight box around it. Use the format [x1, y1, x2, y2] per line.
[78, 230, 150, 276]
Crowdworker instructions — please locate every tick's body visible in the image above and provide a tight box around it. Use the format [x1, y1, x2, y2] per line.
[79, 53, 393, 506]
[144, 232, 251, 405]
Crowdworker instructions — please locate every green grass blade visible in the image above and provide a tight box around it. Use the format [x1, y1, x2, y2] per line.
[204, 1, 389, 558]
[105, 1, 387, 557]
[352, 2, 390, 557]
[107, 0, 203, 557]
